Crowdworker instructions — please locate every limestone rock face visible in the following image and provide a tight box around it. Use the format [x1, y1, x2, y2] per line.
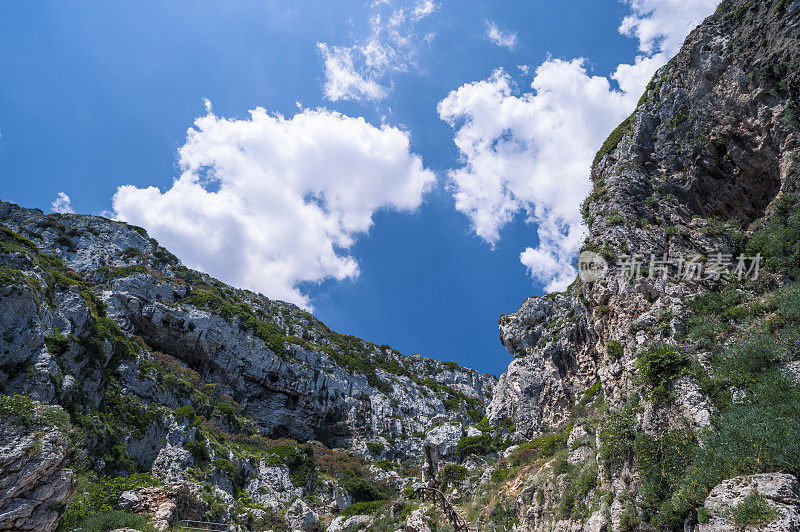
[286, 498, 321, 532]
[0, 200, 495, 463]
[488, 288, 596, 440]
[422, 422, 464, 481]
[0, 416, 73, 532]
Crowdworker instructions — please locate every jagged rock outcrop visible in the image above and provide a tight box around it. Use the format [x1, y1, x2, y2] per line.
[489, 287, 597, 440]
[0, 411, 73, 532]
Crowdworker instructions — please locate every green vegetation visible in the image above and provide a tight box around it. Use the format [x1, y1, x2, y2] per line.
[607, 213, 626, 226]
[606, 339, 624, 359]
[746, 193, 800, 279]
[593, 115, 632, 167]
[0, 394, 70, 430]
[635, 344, 689, 401]
[0, 394, 38, 426]
[181, 288, 288, 354]
[732, 494, 778, 527]
[341, 500, 388, 518]
[455, 434, 496, 456]
[440, 464, 467, 486]
[67, 511, 157, 532]
[59, 473, 160, 531]
[599, 397, 638, 473]
[366, 441, 384, 455]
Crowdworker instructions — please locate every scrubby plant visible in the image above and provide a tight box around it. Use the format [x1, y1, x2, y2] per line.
[440, 464, 467, 485]
[366, 441, 384, 455]
[635, 344, 689, 401]
[606, 339, 624, 359]
[732, 494, 778, 527]
[455, 434, 495, 456]
[58, 473, 160, 531]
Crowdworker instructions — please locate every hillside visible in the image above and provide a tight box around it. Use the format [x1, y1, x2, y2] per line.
[2, 0, 800, 530]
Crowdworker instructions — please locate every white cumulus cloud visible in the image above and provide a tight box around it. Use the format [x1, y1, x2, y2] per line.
[113, 105, 435, 308]
[51, 192, 74, 214]
[318, 0, 438, 102]
[485, 21, 518, 49]
[440, 0, 719, 292]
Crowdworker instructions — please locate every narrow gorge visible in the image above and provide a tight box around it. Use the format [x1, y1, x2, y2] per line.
[2, 0, 800, 530]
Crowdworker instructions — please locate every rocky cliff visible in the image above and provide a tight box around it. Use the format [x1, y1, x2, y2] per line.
[477, 0, 800, 530]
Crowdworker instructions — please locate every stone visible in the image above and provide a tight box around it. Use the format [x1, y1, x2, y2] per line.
[405, 506, 433, 532]
[0, 417, 73, 532]
[698, 473, 800, 531]
[286, 498, 321, 532]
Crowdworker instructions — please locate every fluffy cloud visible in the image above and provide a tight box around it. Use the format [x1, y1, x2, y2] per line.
[485, 21, 518, 49]
[318, 0, 437, 102]
[619, 0, 721, 55]
[51, 192, 74, 214]
[440, 0, 719, 291]
[439, 63, 630, 290]
[113, 105, 435, 308]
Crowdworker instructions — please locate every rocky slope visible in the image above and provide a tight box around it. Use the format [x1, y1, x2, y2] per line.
[0, 200, 495, 530]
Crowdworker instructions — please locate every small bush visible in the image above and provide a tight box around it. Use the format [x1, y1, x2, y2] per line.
[440, 464, 467, 485]
[636, 344, 689, 401]
[68, 510, 157, 532]
[341, 500, 387, 518]
[366, 441, 384, 455]
[0, 394, 36, 426]
[606, 339, 624, 359]
[455, 434, 495, 456]
[732, 494, 778, 527]
[59, 474, 160, 530]
[599, 399, 639, 473]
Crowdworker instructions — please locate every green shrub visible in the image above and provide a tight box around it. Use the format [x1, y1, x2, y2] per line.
[440, 464, 467, 485]
[491, 467, 511, 483]
[0, 394, 36, 426]
[263, 444, 315, 486]
[490, 501, 518, 529]
[636, 344, 689, 401]
[67, 510, 157, 532]
[339, 470, 388, 503]
[184, 439, 209, 463]
[717, 333, 777, 387]
[466, 408, 484, 423]
[593, 115, 632, 167]
[599, 399, 639, 473]
[341, 500, 387, 517]
[732, 494, 778, 527]
[59, 474, 159, 530]
[606, 339, 624, 359]
[455, 434, 495, 456]
[634, 429, 696, 524]
[746, 193, 800, 279]
[44, 334, 70, 356]
[366, 441, 384, 455]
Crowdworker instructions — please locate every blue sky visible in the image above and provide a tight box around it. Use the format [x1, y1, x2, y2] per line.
[0, 0, 717, 375]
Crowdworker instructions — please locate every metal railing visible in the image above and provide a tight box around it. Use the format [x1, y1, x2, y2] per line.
[412, 486, 472, 531]
[177, 520, 230, 531]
